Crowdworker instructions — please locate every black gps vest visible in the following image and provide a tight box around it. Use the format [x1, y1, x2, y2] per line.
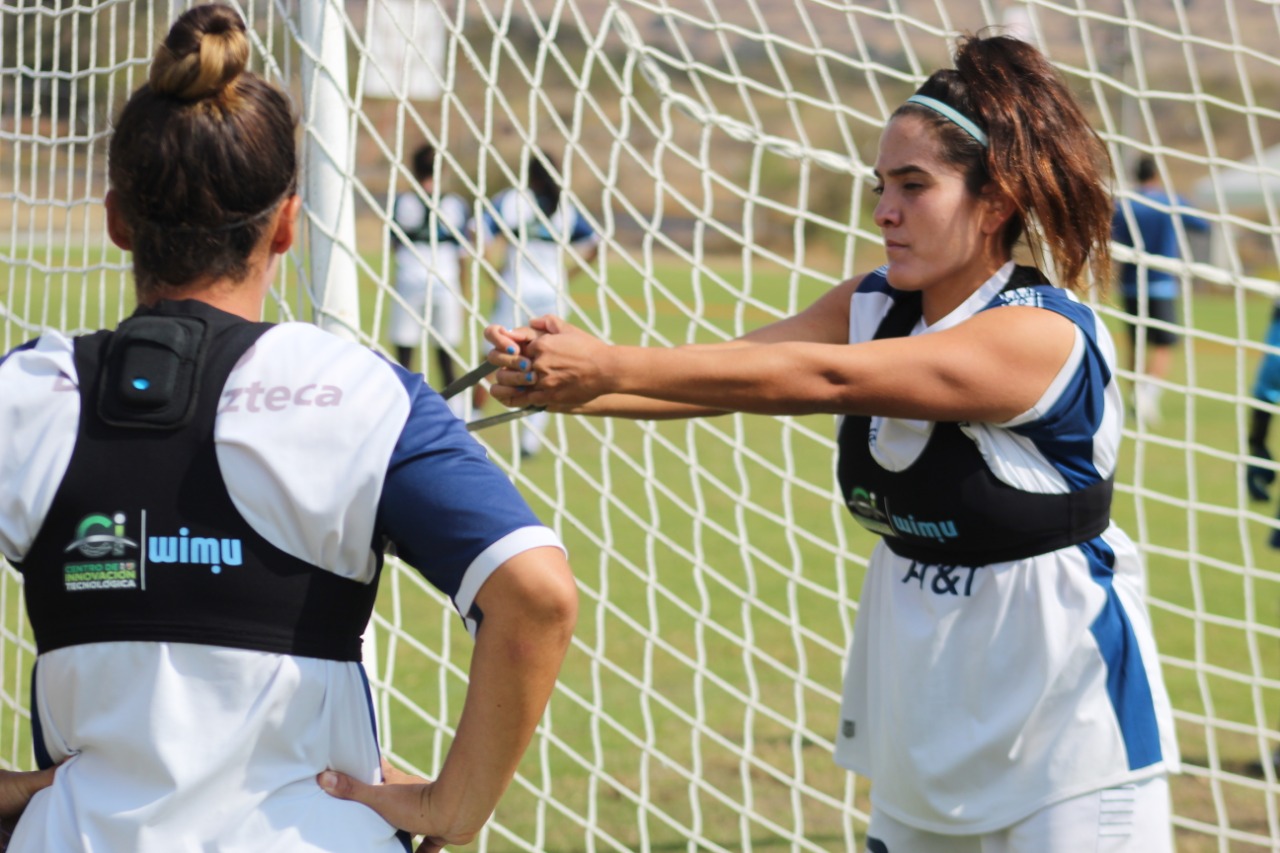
[18, 300, 380, 661]
[836, 267, 1113, 567]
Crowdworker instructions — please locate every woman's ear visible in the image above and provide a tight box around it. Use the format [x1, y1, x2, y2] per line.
[268, 195, 303, 255]
[980, 184, 1016, 235]
[104, 190, 132, 251]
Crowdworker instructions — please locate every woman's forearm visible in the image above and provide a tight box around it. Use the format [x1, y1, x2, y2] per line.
[426, 548, 577, 839]
[566, 393, 731, 420]
[602, 341, 855, 416]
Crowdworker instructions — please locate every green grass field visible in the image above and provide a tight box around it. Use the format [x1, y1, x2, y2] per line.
[3, 245, 1280, 850]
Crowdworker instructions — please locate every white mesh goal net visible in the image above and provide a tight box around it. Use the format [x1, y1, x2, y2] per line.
[4, 1, 1280, 850]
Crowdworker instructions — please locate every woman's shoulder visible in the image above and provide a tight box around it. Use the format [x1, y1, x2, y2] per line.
[983, 266, 1098, 322]
[244, 324, 404, 392]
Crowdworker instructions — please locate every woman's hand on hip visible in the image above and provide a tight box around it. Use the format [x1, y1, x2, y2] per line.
[318, 759, 462, 853]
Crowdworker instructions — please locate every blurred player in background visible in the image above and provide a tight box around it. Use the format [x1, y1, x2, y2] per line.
[1111, 154, 1210, 426]
[389, 143, 474, 414]
[1246, 299, 1280, 548]
[478, 150, 598, 457]
[488, 32, 1178, 853]
[0, 6, 576, 851]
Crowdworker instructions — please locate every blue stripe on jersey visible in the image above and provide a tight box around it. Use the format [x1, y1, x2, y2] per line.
[1081, 538, 1163, 770]
[481, 207, 501, 238]
[377, 364, 543, 601]
[854, 267, 893, 295]
[0, 339, 40, 369]
[30, 662, 55, 770]
[356, 662, 381, 750]
[993, 287, 1115, 489]
[358, 660, 412, 845]
[567, 207, 596, 243]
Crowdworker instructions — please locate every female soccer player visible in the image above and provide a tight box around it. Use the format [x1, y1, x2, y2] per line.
[478, 150, 599, 457]
[388, 143, 470, 392]
[485, 32, 1178, 853]
[0, 6, 576, 852]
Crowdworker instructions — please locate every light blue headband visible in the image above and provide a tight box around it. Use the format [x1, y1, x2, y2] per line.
[905, 94, 989, 148]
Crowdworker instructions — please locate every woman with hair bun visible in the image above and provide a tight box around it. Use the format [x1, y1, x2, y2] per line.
[486, 32, 1178, 852]
[0, 5, 576, 852]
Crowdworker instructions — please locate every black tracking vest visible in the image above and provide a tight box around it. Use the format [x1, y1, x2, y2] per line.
[836, 267, 1113, 567]
[19, 300, 380, 661]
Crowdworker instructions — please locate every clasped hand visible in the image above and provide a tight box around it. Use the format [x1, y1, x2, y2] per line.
[483, 315, 611, 409]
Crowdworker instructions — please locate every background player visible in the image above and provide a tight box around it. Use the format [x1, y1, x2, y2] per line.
[0, 6, 576, 851]
[486, 32, 1178, 853]
[478, 149, 599, 457]
[388, 143, 474, 412]
[1111, 154, 1210, 426]
[1245, 298, 1280, 548]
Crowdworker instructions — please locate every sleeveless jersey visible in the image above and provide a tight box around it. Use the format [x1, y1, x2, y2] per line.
[837, 265, 1113, 566]
[831, 263, 1178, 834]
[0, 298, 562, 852]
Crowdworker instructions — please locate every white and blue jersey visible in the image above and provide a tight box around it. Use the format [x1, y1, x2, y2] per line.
[0, 299, 563, 852]
[479, 186, 598, 328]
[389, 189, 470, 348]
[833, 262, 1178, 834]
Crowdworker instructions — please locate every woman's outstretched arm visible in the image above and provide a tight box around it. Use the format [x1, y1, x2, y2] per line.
[484, 275, 863, 420]
[489, 304, 1077, 425]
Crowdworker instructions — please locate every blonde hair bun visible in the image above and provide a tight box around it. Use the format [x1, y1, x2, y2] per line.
[149, 4, 249, 102]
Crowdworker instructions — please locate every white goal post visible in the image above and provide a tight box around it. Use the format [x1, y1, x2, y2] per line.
[4, 1, 1280, 850]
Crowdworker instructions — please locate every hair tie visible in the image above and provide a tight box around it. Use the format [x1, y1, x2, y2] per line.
[905, 94, 989, 148]
[136, 191, 291, 233]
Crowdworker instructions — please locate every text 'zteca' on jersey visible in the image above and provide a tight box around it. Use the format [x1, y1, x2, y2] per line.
[0, 298, 564, 852]
[833, 263, 1178, 834]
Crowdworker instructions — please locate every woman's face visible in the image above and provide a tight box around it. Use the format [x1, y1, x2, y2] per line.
[872, 115, 1004, 298]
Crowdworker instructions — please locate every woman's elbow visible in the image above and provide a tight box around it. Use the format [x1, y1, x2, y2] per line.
[481, 549, 579, 648]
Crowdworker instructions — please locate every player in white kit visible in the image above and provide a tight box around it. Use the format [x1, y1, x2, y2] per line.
[484, 32, 1177, 853]
[388, 143, 471, 397]
[478, 151, 599, 456]
[0, 7, 577, 851]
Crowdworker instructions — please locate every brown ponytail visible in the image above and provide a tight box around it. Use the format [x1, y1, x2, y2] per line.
[108, 3, 297, 299]
[895, 33, 1112, 293]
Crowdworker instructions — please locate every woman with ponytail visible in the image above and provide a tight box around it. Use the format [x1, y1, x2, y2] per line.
[0, 5, 576, 851]
[486, 32, 1177, 852]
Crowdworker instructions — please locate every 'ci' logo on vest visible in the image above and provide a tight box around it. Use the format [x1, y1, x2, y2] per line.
[62, 512, 140, 591]
[65, 513, 137, 558]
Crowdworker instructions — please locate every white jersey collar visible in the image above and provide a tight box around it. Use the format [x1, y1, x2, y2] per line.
[923, 260, 1017, 334]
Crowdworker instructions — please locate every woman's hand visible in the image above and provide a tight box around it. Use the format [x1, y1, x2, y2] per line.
[0, 765, 59, 852]
[484, 316, 613, 409]
[483, 322, 539, 409]
[318, 759, 459, 853]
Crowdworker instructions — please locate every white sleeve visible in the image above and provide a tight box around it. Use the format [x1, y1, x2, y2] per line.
[214, 325, 409, 583]
[394, 192, 427, 233]
[0, 334, 81, 562]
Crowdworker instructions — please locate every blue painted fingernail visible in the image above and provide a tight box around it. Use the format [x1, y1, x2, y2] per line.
[506, 346, 516, 355]
[525, 372, 534, 383]
[519, 359, 529, 370]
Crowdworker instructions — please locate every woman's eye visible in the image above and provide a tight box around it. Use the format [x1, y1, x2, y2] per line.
[871, 185, 884, 196]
